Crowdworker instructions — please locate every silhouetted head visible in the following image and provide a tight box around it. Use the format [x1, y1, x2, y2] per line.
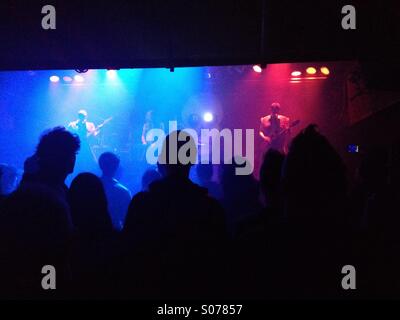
[220, 156, 257, 200]
[157, 130, 197, 179]
[259, 149, 285, 206]
[220, 156, 260, 214]
[282, 125, 347, 219]
[196, 164, 213, 183]
[78, 109, 88, 122]
[141, 168, 162, 191]
[36, 127, 80, 183]
[98, 152, 120, 178]
[68, 172, 112, 234]
[271, 102, 281, 115]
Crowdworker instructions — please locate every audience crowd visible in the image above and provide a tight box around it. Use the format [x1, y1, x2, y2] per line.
[0, 124, 399, 299]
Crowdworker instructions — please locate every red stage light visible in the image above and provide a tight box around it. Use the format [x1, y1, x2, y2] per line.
[63, 76, 72, 82]
[320, 67, 330, 75]
[253, 65, 262, 73]
[306, 67, 317, 75]
[291, 71, 302, 77]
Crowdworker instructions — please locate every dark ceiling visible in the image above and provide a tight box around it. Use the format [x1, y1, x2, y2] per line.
[0, 0, 399, 70]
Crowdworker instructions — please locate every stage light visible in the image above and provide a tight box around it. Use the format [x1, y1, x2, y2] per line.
[107, 70, 117, 79]
[253, 65, 262, 73]
[306, 67, 317, 75]
[74, 75, 85, 82]
[321, 67, 330, 75]
[63, 76, 72, 82]
[203, 112, 214, 123]
[291, 71, 302, 77]
[49, 75, 59, 83]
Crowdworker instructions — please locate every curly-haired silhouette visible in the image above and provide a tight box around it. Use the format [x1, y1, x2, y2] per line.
[20, 127, 80, 198]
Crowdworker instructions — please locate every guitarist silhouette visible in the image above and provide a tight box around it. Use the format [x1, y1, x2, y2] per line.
[67, 109, 113, 169]
[260, 102, 298, 154]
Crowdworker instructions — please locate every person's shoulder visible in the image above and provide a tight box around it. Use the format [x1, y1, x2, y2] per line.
[130, 190, 152, 205]
[126, 191, 149, 218]
[261, 115, 271, 122]
[123, 191, 153, 231]
[206, 194, 223, 210]
[279, 115, 290, 126]
[86, 121, 96, 129]
[195, 185, 223, 212]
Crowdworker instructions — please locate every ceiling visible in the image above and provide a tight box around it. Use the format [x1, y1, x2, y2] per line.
[0, 0, 398, 70]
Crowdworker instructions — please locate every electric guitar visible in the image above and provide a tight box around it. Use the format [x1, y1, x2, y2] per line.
[262, 119, 300, 145]
[87, 117, 113, 137]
